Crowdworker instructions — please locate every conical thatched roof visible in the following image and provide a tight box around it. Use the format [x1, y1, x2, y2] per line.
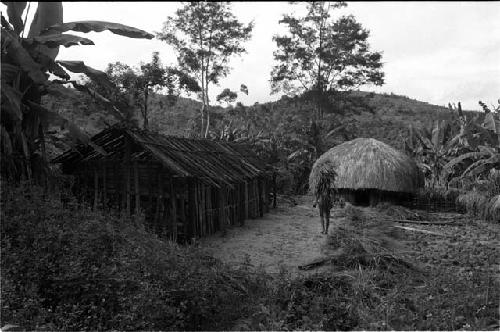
[309, 138, 424, 194]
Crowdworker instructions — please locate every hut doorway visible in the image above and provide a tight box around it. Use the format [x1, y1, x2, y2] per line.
[354, 190, 370, 206]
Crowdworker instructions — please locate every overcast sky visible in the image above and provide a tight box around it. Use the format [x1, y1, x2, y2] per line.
[3, 2, 500, 110]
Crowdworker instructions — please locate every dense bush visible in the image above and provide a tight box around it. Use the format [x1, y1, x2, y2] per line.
[1, 184, 268, 330]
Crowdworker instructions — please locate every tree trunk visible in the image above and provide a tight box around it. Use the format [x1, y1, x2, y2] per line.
[143, 87, 149, 130]
[204, 106, 210, 138]
[200, 103, 205, 137]
[203, 77, 211, 138]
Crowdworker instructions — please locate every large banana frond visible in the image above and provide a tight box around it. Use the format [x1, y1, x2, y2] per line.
[57, 60, 115, 90]
[26, 33, 94, 48]
[442, 151, 491, 174]
[1, 27, 48, 85]
[27, 2, 63, 59]
[41, 20, 154, 39]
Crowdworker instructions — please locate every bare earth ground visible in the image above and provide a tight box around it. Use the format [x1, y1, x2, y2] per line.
[199, 195, 329, 274]
[199, 195, 500, 279]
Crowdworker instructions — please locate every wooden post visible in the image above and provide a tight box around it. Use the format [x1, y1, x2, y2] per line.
[134, 161, 140, 217]
[124, 137, 131, 217]
[102, 162, 107, 211]
[169, 178, 177, 242]
[197, 183, 202, 237]
[207, 187, 212, 234]
[236, 184, 242, 226]
[244, 181, 249, 220]
[154, 173, 162, 234]
[179, 180, 186, 241]
[273, 171, 277, 208]
[218, 188, 225, 232]
[148, 167, 154, 227]
[93, 167, 98, 210]
[201, 184, 206, 236]
[261, 178, 265, 217]
[187, 179, 195, 240]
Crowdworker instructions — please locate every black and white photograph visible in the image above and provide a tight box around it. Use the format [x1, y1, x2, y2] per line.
[1, 1, 499, 331]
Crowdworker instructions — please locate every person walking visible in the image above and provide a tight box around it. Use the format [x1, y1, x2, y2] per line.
[313, 171, 334, 235]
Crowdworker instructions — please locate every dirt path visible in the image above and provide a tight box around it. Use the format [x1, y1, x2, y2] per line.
[199, 195, 337, 274]
[200, 195, 500, 279]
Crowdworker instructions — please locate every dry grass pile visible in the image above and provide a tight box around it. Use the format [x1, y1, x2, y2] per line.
[375, 202, 436, 221]
[458, 191, 500, 222]
[322, 205, 412, 270]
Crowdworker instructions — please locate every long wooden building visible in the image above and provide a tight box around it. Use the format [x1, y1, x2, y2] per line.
[53, 125, 272, 242]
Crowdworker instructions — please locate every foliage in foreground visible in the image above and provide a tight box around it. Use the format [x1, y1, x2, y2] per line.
[0, 184, 268, 330]
[2, 184, 498, 330]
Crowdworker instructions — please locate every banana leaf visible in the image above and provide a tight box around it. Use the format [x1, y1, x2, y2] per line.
[28, 2, 63, 59]
[1, 81, 23, 121]
[1, 28, 48, 85]
[3, 1, 27, 35]
[41, 20, 154, 39]
[27, 33, 94, 48]
[57, 60, 114, 90]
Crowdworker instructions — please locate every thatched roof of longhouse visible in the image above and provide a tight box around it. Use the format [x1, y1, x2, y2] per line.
[309, 138, 424, 194]
[53, 125, 268, 188]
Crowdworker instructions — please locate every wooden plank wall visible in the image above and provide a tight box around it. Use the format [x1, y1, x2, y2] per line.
[73, 161, 272, 243]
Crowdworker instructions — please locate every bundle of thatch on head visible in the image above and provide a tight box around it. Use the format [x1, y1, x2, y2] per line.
[309, 138, 424, 206]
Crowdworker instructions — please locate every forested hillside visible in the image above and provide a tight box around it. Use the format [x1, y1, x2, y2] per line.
[43, 86, 475, 155]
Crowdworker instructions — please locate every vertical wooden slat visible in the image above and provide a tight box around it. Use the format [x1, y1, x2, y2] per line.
[154, 174, 162, 234]
[198, 183, 203, 237]
[169, 178, 177, 242]
[273, 171, 277, 208]
[259, 178, 264, 217]
[102, 162, 107, 211]
[201, 184, 206, 236]
[124, 137, 131, 217]
[179, 180, 186, 241]
[148, 167, 154, 228]
[93, 167, 98, 210]
[244, 181, 249, 220]
[134, 161, 140, 216]
[207, 187, 212, 234]
[219, 188, 225, 232]
[187, 179, 196, 240]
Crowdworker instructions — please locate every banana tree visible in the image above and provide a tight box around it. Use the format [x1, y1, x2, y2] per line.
[1, 2, 154, 183]
[404, 119, 460, 187]
[443, 100, 500, 183]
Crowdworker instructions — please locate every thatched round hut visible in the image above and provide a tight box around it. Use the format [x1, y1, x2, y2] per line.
[309, 138, 424, 206]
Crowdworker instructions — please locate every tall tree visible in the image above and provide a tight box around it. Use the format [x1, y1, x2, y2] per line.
[104, 52, 200, 130]
[271, 1, 384, 122]
[157, 1, 254, 138]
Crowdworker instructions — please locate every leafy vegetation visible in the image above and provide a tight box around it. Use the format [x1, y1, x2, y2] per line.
[2, 2, 498, 330]
[1, 183, 271, 330]
[271, 1, 384, 122]
[157, 1, 254, 137]
[0, 2, 153, 183]
[3, 184, 498, 330]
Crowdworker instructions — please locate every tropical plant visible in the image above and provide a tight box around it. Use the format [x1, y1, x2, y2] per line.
[405, 100, 500, 187]
[157, 1, 254, 138]
[442, 100, 500, 184]
[1, 2, 154, 183]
